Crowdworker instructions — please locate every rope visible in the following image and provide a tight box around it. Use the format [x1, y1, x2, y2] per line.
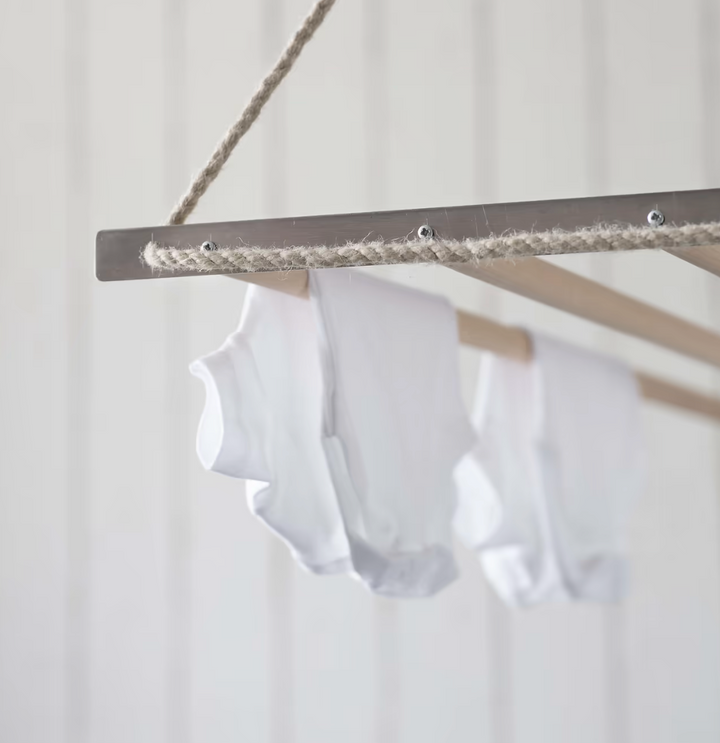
[162, 0, 337, 228]
[144, 0, 720, 276]
[143, 222, 720, 273]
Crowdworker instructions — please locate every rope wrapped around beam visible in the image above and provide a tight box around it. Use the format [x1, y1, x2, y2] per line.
[143, 0, 720, 275]
[143, 222, 720, 273]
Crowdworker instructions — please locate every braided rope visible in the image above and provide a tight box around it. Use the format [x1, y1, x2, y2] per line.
[143, 0, 720, 275]
[143, 222, 720, 273]
[160, 0, 337, 229]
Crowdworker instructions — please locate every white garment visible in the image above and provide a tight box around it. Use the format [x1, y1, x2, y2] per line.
[454, 333, 645, 606]
[310, 269, 476, 597]
[190, 285, 351, 575]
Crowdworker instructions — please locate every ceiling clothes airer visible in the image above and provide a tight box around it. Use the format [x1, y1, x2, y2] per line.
[97, 0, 720, 423]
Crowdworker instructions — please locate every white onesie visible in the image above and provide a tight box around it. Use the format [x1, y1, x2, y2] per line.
[310, 269, 476, 597]
[454, 333, 645, 605]
[190, 284, 351, 575]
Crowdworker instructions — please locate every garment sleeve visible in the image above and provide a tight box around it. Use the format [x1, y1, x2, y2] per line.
[189, 337, 272, 482]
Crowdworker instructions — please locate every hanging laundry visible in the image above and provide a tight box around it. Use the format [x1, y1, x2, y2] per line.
[190, 284, 351, 575]
[309, 269, 475, 597]
[454, 334, 645, 606]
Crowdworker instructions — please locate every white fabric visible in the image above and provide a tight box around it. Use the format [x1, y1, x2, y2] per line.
[310, 269, 475, 597]
[455, 333, 645, 606]
[190, 285, 351, 575]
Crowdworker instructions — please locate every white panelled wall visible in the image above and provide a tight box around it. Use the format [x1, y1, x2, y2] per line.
[1, 0, 720, 741]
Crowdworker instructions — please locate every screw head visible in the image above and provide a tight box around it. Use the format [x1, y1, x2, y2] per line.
[647, 210, 665, 227]
[417, 225, 434, 239]
[201, 240, 218, 251]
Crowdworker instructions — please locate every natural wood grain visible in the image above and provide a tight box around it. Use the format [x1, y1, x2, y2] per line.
[456, 309, 720, 422]
[664, 245, 720, 278]
[451, 258, 720, 367]
[636, 373, 720, 422]
[456, 310, 531, 361]
[228, 269, 310, 297]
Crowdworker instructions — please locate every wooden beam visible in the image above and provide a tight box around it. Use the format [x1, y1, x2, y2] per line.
[664, 245, 720, 279]
[456, 309, 720, 422]
[230, 270, 310, 297]
[451, 258, 720, 368]
[635, 372, 720, 422]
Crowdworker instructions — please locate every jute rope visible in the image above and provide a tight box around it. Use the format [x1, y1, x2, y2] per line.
[143, 0, 720, 273]
[144, 222, 720, 273]
[161, 0, 337, 228]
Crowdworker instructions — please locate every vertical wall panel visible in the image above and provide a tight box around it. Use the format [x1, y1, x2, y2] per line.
[365, 4, 402, 743]
[64, 0, 92, 741]
[491, 3, 610, 740]
[3, 1, 720, 742]
[703, 3, 720, 740]
[604, 0, 704, 194]
[263, 4, 295, 743]
[374, 5, 494, 743]
[292, 3, 376, 742]
[600, 5, 720, 740]
[384, 0, 475, 211]
[162, 1, 193, 742]
[472, 0, 499, 202]
[0, 1, 67, 741]
[262, 0, 298, 734]
[185, 1, 270, 742]
[580, 4, 629, 743]
[494, 0, 588, 202]
[86, 1, 168, 742]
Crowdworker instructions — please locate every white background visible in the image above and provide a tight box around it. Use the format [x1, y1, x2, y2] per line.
[2, 0, 720, 741]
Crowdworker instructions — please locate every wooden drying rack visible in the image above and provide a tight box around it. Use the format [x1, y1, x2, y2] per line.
[96, 187, 720, 423]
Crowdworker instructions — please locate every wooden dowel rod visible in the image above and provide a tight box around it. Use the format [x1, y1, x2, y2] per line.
[455, 310, 531, 361]
[228, 271, 720, 423]
[664, 245, 720, 279]
[635, 372, 720, 421]
[451, 258, 720, 368]
[457, 310, 720, 421]
[232, 269, 310, 297]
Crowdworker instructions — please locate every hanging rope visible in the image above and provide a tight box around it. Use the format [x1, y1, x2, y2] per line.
[143, 221, 720, 273]
[143, 0, 720, 274]
[162, 0, 337, 228]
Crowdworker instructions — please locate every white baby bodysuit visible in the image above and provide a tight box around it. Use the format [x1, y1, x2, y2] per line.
[454, 333, 645, 606]
[310, 269, 476, 598]
[190, 284, 351, 575]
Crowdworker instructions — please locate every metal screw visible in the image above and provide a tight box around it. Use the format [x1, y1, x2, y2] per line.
[201, 240, 218, 251]
[417, 225, 434, 239]
[647, 210, 665, 227]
